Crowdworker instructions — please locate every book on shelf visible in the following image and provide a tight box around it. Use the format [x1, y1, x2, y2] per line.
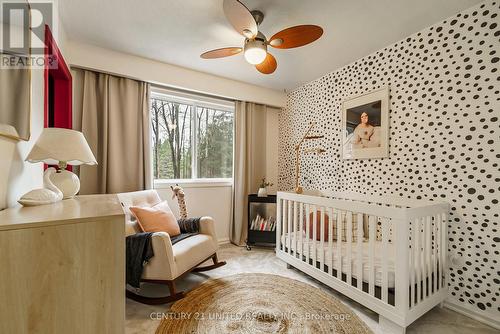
[250, 214, 276, 232]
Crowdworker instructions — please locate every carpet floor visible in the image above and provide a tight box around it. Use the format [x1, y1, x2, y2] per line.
[126, 244, 498, 334]
[156, 273, 372, 333]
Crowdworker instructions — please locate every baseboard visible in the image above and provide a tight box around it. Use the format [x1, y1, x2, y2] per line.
[217, 237, 230, 245]
[444, 301, 500, 330]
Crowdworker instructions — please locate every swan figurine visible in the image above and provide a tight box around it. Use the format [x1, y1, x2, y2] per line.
[18, 167, 64, 206]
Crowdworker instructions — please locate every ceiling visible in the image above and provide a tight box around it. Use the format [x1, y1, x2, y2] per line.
[59, 0, 482, 91]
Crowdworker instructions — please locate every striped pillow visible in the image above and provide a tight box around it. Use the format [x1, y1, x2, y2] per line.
[333, 212, 363, 242]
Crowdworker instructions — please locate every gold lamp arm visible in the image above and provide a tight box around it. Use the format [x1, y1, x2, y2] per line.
[294, 122, 325, 194]
[294, 122, 315, 151]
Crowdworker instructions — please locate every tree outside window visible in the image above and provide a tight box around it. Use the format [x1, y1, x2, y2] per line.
[150, 92, 233, 180]
[196, 106, 233, 179]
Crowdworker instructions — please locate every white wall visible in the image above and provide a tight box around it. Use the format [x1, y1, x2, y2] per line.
[154, 182, 232, 244]
[0, 0, 65, 210]
[65, 41, 286, 108]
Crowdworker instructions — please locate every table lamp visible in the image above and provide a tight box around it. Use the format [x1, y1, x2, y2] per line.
[26, 128, 97, 199]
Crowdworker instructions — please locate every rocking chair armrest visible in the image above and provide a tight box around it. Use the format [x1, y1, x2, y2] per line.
[143, 232, 177, 280]
[199, 216, 218, 250]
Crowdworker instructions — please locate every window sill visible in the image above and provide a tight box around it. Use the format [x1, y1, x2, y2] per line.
[154, 178, 233, 189]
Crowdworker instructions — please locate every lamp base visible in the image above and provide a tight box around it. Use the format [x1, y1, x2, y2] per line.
[49, 169, 80, 199]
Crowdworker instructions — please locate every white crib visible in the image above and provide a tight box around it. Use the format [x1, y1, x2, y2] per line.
[276, 191, 449, 334]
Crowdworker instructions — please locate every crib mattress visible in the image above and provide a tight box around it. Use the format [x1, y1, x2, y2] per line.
[281, 233, 433, 289]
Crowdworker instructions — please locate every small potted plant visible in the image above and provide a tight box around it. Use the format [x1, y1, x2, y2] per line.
[257, 177, 274, 197]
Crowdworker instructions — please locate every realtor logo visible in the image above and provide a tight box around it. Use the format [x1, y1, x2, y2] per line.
[1, 1, 54, 68]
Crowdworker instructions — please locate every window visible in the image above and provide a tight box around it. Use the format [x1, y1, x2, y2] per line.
[150, 88, 234, 181]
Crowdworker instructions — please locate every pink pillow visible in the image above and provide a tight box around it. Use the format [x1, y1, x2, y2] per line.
[129, 201, 180, 236]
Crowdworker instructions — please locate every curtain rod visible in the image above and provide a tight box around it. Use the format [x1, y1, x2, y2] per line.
[150, 83, 235, 104]
[70, 64, 279, 108]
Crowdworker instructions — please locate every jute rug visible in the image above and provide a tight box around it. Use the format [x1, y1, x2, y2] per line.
[156, 273, 372, 334]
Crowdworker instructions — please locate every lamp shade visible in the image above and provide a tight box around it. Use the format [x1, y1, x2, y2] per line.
[26, 128, 97, 166]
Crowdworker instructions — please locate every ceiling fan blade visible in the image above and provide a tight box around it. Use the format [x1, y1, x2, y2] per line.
[269, 25, 323, 49]
[255, 53, 277, 74]
[223, 0, 258, 38]
[200, 47, 242, 59]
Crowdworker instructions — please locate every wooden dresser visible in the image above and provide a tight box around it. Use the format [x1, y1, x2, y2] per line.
[0, 195, 125, 334]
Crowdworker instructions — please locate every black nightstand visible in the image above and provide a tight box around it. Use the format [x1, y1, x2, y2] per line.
[246, 194, 277, 250]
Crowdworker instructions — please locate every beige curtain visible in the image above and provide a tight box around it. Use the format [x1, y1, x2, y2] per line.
[231, 101, 268, 246]
[0, 66, 30, 140]
[72, 68, 152, 194]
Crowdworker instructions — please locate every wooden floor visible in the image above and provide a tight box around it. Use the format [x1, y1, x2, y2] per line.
[126, 244, 498, 334]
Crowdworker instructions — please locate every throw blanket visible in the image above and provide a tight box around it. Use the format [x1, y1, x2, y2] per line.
[171, 217, 201, 245]
[126, 232, 154, 288]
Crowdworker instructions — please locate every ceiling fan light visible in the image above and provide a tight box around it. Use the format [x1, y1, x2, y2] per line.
[244, 47, 266, 64]
[244, 39, 267, 65]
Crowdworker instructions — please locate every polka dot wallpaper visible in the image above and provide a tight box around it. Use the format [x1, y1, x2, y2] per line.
[278, 0, 499, 321]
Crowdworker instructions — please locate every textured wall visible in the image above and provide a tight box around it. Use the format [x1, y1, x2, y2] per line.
[279, 0, 499, 323]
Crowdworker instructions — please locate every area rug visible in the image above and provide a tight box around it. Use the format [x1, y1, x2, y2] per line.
[156, 273, 372, 334]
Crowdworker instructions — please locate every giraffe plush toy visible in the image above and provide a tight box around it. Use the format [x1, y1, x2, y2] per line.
[171, 184, 188, 219]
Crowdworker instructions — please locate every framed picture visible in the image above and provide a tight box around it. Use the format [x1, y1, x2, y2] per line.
[342, 86, 389, 159]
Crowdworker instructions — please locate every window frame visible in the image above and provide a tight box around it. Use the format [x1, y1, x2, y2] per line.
[150, 87, 235, 184]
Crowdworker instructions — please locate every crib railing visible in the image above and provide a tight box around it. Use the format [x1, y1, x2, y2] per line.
[276, 191, 448, 325]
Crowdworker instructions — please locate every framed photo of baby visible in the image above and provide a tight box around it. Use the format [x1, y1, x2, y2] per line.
[342, 86, 389, 159]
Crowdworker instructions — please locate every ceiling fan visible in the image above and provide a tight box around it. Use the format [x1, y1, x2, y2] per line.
[200, 0, 323, 74]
